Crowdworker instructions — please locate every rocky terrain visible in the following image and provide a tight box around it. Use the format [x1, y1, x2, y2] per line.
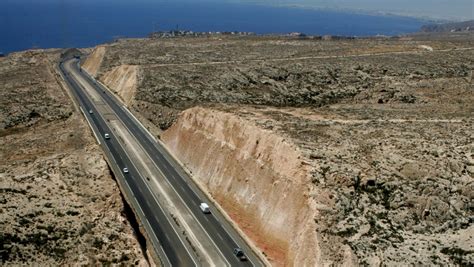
[0, 50, 146, 265]
[84, 34, 474, 266]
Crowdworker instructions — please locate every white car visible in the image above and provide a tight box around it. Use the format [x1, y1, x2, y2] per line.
[88, 109, 93, 114]
[104, 133, 110, 139]
[199, 203, 210, 214]
[123, 168, 129, 174]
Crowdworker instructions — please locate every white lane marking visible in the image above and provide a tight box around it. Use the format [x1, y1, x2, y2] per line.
[151, 158, 230, 266]
[123, 172, 172, 267]
[79, 61, 261, 267]
[66, 61, 176, 267]
[65, 62, 176, 267]
[79, 106, 101, 145]
[116, 131, 200, 267]
[82, 67, 230, 266]
[71, 70, 102, 102]
[122, 105, 159, 143]
[113, 118, 229, 266]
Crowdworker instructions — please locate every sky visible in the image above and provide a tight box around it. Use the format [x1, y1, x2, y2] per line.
[225, 0, 474, 21]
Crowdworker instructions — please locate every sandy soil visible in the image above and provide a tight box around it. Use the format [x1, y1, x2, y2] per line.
[0, 50, 147, 265]
[101, 65, 139, 105]
[85, 33, 474, 266]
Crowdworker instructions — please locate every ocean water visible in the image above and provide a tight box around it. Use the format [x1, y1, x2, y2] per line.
[0, 0, 425, 54]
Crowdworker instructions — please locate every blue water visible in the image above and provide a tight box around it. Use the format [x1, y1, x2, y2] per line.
[0, 0, 425, 54]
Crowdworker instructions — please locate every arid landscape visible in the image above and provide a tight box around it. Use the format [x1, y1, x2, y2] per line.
[0, 50, 146, 265]
[82, 33, 474, 266]
[1, 32, 473, 266]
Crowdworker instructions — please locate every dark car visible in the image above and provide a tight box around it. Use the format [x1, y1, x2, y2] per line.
[233, 248, 247, 261]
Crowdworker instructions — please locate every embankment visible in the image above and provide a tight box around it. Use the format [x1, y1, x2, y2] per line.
[82, 46, 138, 105]
[82, 46, 106, 77]
[101, 65, 138, 105]
[161, 107, 319, 266]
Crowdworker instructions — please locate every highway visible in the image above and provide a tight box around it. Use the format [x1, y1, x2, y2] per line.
[59, 57, 265, 267]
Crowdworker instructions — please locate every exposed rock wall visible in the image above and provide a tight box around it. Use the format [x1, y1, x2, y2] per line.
[101, 65, 139, 105]
[83, 35, 474, 266]
[82, 46, 106, 77]
[162, 103, 474, 266]
[162, 107, 320, 266]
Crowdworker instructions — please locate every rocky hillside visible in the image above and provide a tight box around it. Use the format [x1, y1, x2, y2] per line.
[0, 50, 146, 265]
[84, 35, 474, 266]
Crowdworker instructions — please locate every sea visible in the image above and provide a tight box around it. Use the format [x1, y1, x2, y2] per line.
[0, 0, 425, 54]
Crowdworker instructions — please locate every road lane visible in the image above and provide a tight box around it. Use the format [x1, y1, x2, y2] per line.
[60, 60, 196, 267]
[78, 63, 262, 267]
[110, 119, 228, 266]
[64, 58, 266, 267]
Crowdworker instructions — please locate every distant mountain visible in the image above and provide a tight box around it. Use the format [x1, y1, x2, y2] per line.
[420, 20, 474, 33]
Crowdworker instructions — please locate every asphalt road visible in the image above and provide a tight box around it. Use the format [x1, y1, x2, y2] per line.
[59, 58, 264, 267]
[60, 60, 196, 266]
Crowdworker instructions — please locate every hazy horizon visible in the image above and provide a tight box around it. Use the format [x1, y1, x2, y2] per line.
[68, 0, 474, 21]
[4, 0, 473, 21]
[225, 0, 473, 21]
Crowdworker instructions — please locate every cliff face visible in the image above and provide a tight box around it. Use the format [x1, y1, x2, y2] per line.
[82, 46, 106, 77]
[162, 103, 474, 266]
[0, 50, 146, 265]
[82, 46, 139, 106]
[83, 35, 474, 266]
[162, 107, 321, 266]
[101, 65, 139, 105]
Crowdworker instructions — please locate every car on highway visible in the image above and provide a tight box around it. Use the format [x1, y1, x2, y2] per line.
[89, 109, 93, 114]
[233, 248, 247, 261]
[104, 133, 110, 139]
[199, 203, 210, 214]
[123, 168, 129, 174]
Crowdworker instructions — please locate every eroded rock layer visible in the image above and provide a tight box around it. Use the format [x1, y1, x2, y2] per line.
[85, 34, 474, 266]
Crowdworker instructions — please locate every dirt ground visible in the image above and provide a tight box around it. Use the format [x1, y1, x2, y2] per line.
[0, 50, 146, 265]
[85, 33, 474, 265]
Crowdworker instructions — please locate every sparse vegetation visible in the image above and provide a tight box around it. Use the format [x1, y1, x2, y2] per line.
[0, 50, 145, 265]
[87, 33, 474, 265]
